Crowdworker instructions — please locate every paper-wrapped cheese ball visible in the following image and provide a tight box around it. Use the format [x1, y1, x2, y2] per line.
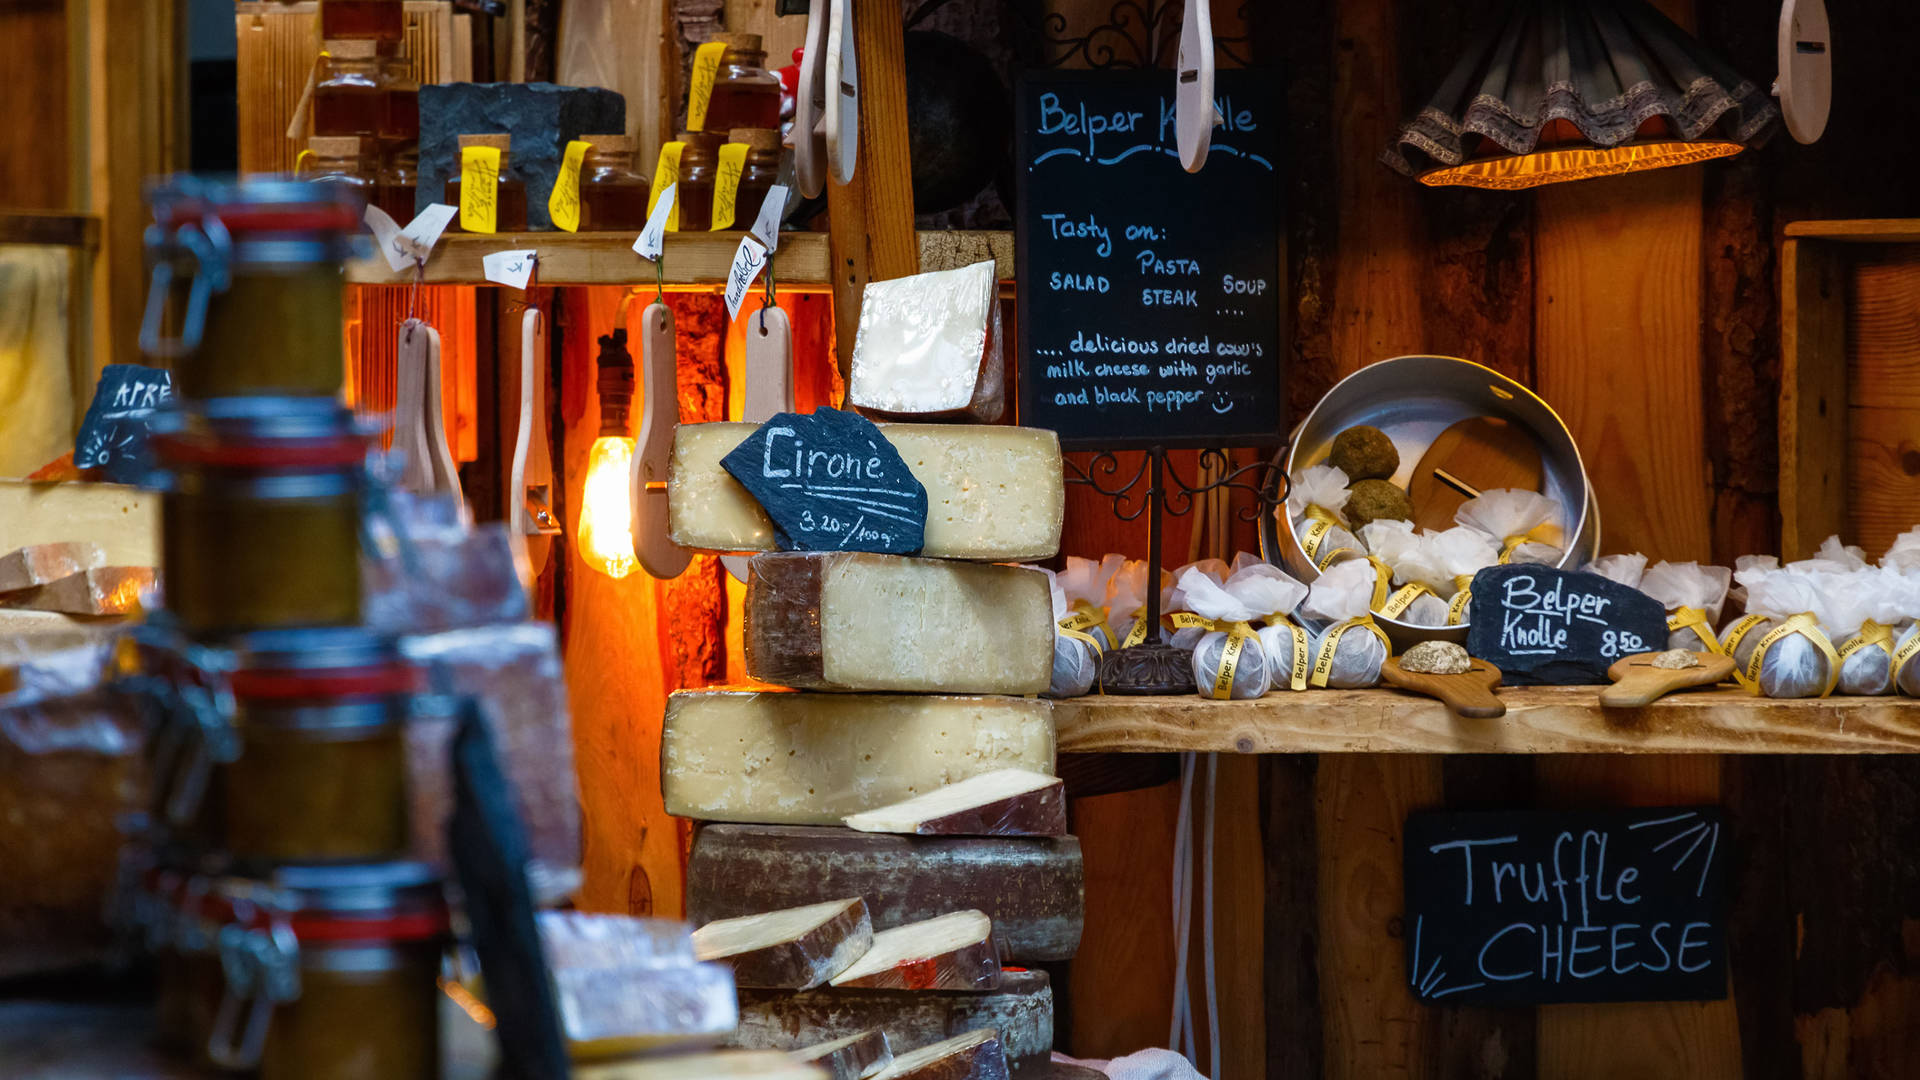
[1456, 489, 1565, 565]
[1723, 567, 1836, 698]
[1639, 561, 1733, 653]
[1034, 567, 1096, 699]
[1328, 425, 1399, 481]
[1286, 465, 1365, 570]
[1301, 559, 1390, 688]
[1583, 553, 1648, 589]
[1345, 478, 1412, 529]
[1177, 567, 1271, 700]
[1823, 568, 1897, 696]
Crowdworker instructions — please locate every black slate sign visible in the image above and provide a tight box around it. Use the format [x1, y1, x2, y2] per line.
[1015, 69, 1285, 451]
[720, 408, 928, 554]
[1466, 563, 1668, 685]
[1405, 807, 1729, 1006]
[73, 363, 173, 483]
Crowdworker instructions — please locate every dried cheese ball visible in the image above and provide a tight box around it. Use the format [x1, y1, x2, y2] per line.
[1328, 425, 1400, 481]
[1345, 478, 1413, 528]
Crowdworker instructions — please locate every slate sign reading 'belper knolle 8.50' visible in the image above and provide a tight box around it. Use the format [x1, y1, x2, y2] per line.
[720, 409, 928, 555]
[1467, 563, 1670, 685]
[1015, 69, 1284, 451]
[1405, 808, 1729, 1006]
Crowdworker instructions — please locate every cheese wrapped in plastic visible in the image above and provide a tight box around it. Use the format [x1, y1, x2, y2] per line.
[1165, 558, 1228, 650]
[847, 260, 1003, 423]
[1226, 563, 1311, 693]
[1177, 567, 1269, 699]
[1418, 527, 1500, 626]
[1721, 567, 1837, 698]
[1893, 575, 1920, 696]
[1286, 465, 1364, 570]
[1301, 559, 1390, 689]
[1583, 553, 1649, 589]
[1823, 569, 1899, 696]
[538, 912, 738, 1054]
[1035, 568, 1095, 699]
[1638, 561, 1734, 654]
[1455, 488, 1565, 566]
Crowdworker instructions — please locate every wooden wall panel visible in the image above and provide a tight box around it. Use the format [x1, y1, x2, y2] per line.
[0, 1, 71, 211]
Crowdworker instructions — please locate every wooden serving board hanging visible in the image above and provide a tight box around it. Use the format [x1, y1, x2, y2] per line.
[631, 300, 692, 580]
[723, 305, 795, 584]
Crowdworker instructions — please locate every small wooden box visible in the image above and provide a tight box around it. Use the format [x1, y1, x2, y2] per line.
[1780, 220, 1920, 560]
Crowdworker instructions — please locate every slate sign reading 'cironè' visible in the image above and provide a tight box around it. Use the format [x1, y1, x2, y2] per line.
[1466, 563, 1670, 685]
[720, 409, 928, 555]
[1015, 69, 1285, 451]
[74, 363, 174, 483]
[1404, 807, 1729, 1007]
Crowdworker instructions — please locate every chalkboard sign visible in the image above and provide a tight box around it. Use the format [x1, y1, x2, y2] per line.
[73, 363, 173, 484]
[1015, 69, 1284, 450]
[1405, 807, 1728, 1006]
[720, 408, 928, 554]
[1466, 563, 1669, 685]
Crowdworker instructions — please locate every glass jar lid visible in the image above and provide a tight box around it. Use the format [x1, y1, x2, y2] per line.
[151, 398, 370, 471]
[230, 626, 415, 703]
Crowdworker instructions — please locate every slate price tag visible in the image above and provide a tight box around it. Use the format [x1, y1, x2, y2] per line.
[1404, 807, 1728, 1006]
[1466, 563, 1668, 685]
[719, 408, 928, 554]
[73, 363, 174, 483]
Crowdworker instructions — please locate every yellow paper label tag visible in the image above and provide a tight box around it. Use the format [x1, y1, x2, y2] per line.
[1446, 587, 1473, 626]
[1209, 622, 1252, 700]
[459, 145, 501, 234]
[1285, 621, 1310, 691]
[648, 142, 685, 231]
[1120, 607, 1151, 649]
[686, 41, 728, 132]
[1167, 612, 1212, 631]
[1379, 582, 1434, 620]
[549, 139, 590, 233]
[1059, 625, 1103, 656]
[710, 142, 749, 231]
[1721, 613, 1769, 688]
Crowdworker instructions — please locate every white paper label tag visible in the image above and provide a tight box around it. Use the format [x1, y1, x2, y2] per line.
[364, 205, 410, 272]
[482, 249, 538, 290]
[749, 184, 789, 251]
[724, 235, 770, 321]
[634, 183, 676, 260]
[399, 204, 458, 265]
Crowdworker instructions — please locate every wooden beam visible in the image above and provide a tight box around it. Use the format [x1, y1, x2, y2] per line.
[1778, 238, 1848, 560]
[344, 231, 835, 286]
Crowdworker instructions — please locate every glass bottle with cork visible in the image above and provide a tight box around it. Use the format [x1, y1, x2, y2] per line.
[696, 33, 782, 132]
[377, 50, 419, 141]
[312, 40, 388, 138]
[671, 131, 726, 232]
[445, 133, 528, 232]
[374, 142, 418, 224]
[577, 134, 651, 232]
[299, 136, 375, 200]
[728, 127, 784, 229]
[319, 0, 404, 41]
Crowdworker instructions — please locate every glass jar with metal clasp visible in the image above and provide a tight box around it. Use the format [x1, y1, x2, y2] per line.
[207, 863, 448, 1079]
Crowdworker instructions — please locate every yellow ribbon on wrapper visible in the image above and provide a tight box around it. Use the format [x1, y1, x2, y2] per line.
[1268, 614, 1311, 692]
[1838, 620, 1894, 666]
[1742, 612, 1840, 698]
[1364, 557, 1394, 612]
[1378, 582, 1437, 620]
[1894, 633, 1920, 694]
[1301, 505, 1350, 569]
[1164, 613, 1265, 698]
[1446, 574, 1475, 626]
[1058, 623, 1103, 656]
[1309, 615, 1392, 689]
[1720, 613, 1770, 689]
[1667, 606, 1724, 655]
[1059, 602, 1113, 650]
[1119, 607, 1152, 649]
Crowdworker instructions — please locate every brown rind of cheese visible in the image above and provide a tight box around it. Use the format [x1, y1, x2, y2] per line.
[795, 1029, 894, 1080]
[0, 567, 151, 616]
[829, 910, 1001, 991]
[694, 898, 874, 989]
[871, 1030, 1009, 1080]
[733, 970, 1053, 1077]
[688, 825, 1084, 963]
[845, 774, 1067, 837]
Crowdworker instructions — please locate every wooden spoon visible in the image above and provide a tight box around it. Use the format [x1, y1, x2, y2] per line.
[1381, 657, 1506, 718]
[1600, 651, 1736, 707]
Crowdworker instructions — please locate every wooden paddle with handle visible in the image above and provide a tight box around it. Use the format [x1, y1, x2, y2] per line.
[1381, 657, 1506, 718]
[1600, 651, 1736, 707]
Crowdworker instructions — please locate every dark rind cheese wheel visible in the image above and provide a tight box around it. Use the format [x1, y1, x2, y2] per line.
[871, 1030, 1008, 1080]
[844, 770, 1066, 837]
[795, 1029, 894, 1080]
[692, 897, 873, 989]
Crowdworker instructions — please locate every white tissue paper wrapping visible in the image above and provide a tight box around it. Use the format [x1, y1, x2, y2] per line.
[1799, 535, 1870, 571]
[1178, 567, 1271, 699]
[1724, 567, 1835, 698]
[1037, 567, 1096, 699]
[1301, 558, 1388, 688]
[1456, 488, 1565, 566]
[1727, 553, 1779, 608]
[1638, 561, 1734, 653]
[1820, 568, 1898, 696]
[1421, 526, 1501, 625]
[1881, 527, 1920, 573]
[1583, 553, 1649, 589]
[1060, 554, 1126, 649]
[1359, 520, 1443, 625]
[1227, 563, 1311, 693]
[1108, 560, 1171, 649]
[1286, 464, 1364, 569]
[1166, 558, 1229, 650]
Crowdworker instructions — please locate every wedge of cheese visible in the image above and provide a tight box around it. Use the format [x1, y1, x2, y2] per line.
[687, 826, 1084, 962]
[869, 1030, 1007, 1080]
[575, 1051, 828, 1080]
[663, 692, 1054, 826]
[668, 423, 1062, 561]
[692, 898, 873, 989]
[745, 554, 1052, 695]
[0, 481, 158, 567]
[847, 260, 1003, 423]
[0, 543, 105, 594]
[795, 1030, 893, 1080]
[829, 910, 999, 991]
[843, 770, 1066, 837]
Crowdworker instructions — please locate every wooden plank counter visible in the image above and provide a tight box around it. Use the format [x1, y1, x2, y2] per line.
[1053, 688, 1920, 756]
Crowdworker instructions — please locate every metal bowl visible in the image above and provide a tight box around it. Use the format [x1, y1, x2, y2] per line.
[1258, 355, 1600, 649]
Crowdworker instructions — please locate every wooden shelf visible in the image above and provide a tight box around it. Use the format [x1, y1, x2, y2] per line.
[1782, 218, 1920, 243]
[344, 230, 834, 287]
[1052, 686, 1920, 756]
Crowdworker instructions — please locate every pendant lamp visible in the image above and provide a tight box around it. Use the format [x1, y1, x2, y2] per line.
[1383, 0, 1780, 189]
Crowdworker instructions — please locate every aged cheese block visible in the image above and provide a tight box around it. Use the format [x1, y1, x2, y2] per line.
[693, 898, 873, 989]
[687, 825, 1083, 962]
[0, 543, 105, 594]
[843, 770, 1066, 837]
[669, 423, 1063, 561]
[0, 481, 159, 568]
[829, 910, 999, 991]
[745, 554, 1052, 694]
[663, 693, 1054, 825]
[870, 1030, 1008, 1080]
[733, 970, 1053, 1077]
[576, 1050, 828, 1080]
[847, 260, 1004, 423]
[795, 1030, 894, 1080]
[0, 567, 153, 616]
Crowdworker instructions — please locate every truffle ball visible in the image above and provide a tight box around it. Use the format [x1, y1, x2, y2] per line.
[1328, 425, 1400, 481]
[1345, 478, 1413, 528]
[1400, 640, 1471, 675]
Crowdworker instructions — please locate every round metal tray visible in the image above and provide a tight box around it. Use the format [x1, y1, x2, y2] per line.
[1258, 355, 1600, 649]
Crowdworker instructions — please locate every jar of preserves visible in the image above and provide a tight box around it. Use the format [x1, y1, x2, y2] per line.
[696, 33, 782, 132]
[378, 52, 419, 141]
[300, 136, 374, 197]
[577, 134, 650, 232]
[728, 127, 783, 229]
[672, 131, 725, 232]
[312, 40, 388, 138]
[142, 177, 364, 394]
[207, 863, 447, 1079]
[445, 133, 529, 232]
[212, 628, 416, 864]
[319, 0, 404, 41]
[374, 142, 419, 224]
[152, 399, 370, 636]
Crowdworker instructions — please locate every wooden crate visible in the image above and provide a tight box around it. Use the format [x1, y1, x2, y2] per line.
[1781, 220, 1920, 561]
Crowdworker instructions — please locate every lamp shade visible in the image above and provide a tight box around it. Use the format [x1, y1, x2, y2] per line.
[1383, 0, 1780, 189]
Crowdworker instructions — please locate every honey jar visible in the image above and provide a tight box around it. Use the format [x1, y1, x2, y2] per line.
[206, 863, 448, 1079]
[445, 133, 529, 232]
[374, 142, 419, 224]
[578, 134, 651, 232]
[696, 33, 782, 132]
[300, 136, 375, 198]
[319, 0, 404, 41]
[672, 131, 726, 232]
[728, 127, 784, 229]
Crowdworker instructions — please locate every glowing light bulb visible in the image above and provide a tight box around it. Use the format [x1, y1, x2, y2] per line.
[578, 435, 637, 578]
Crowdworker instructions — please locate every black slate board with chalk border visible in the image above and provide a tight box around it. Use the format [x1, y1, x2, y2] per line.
[720, 408, 928, 554]
[1404, 807, 1729, 1006]
[73, 363, 174, 484]
[1015, 68, 1285, 450]
[1466, 563, 1669, 685]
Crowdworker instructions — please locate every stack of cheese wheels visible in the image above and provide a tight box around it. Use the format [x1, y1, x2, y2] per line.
[663, 264, 1078, 1077]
